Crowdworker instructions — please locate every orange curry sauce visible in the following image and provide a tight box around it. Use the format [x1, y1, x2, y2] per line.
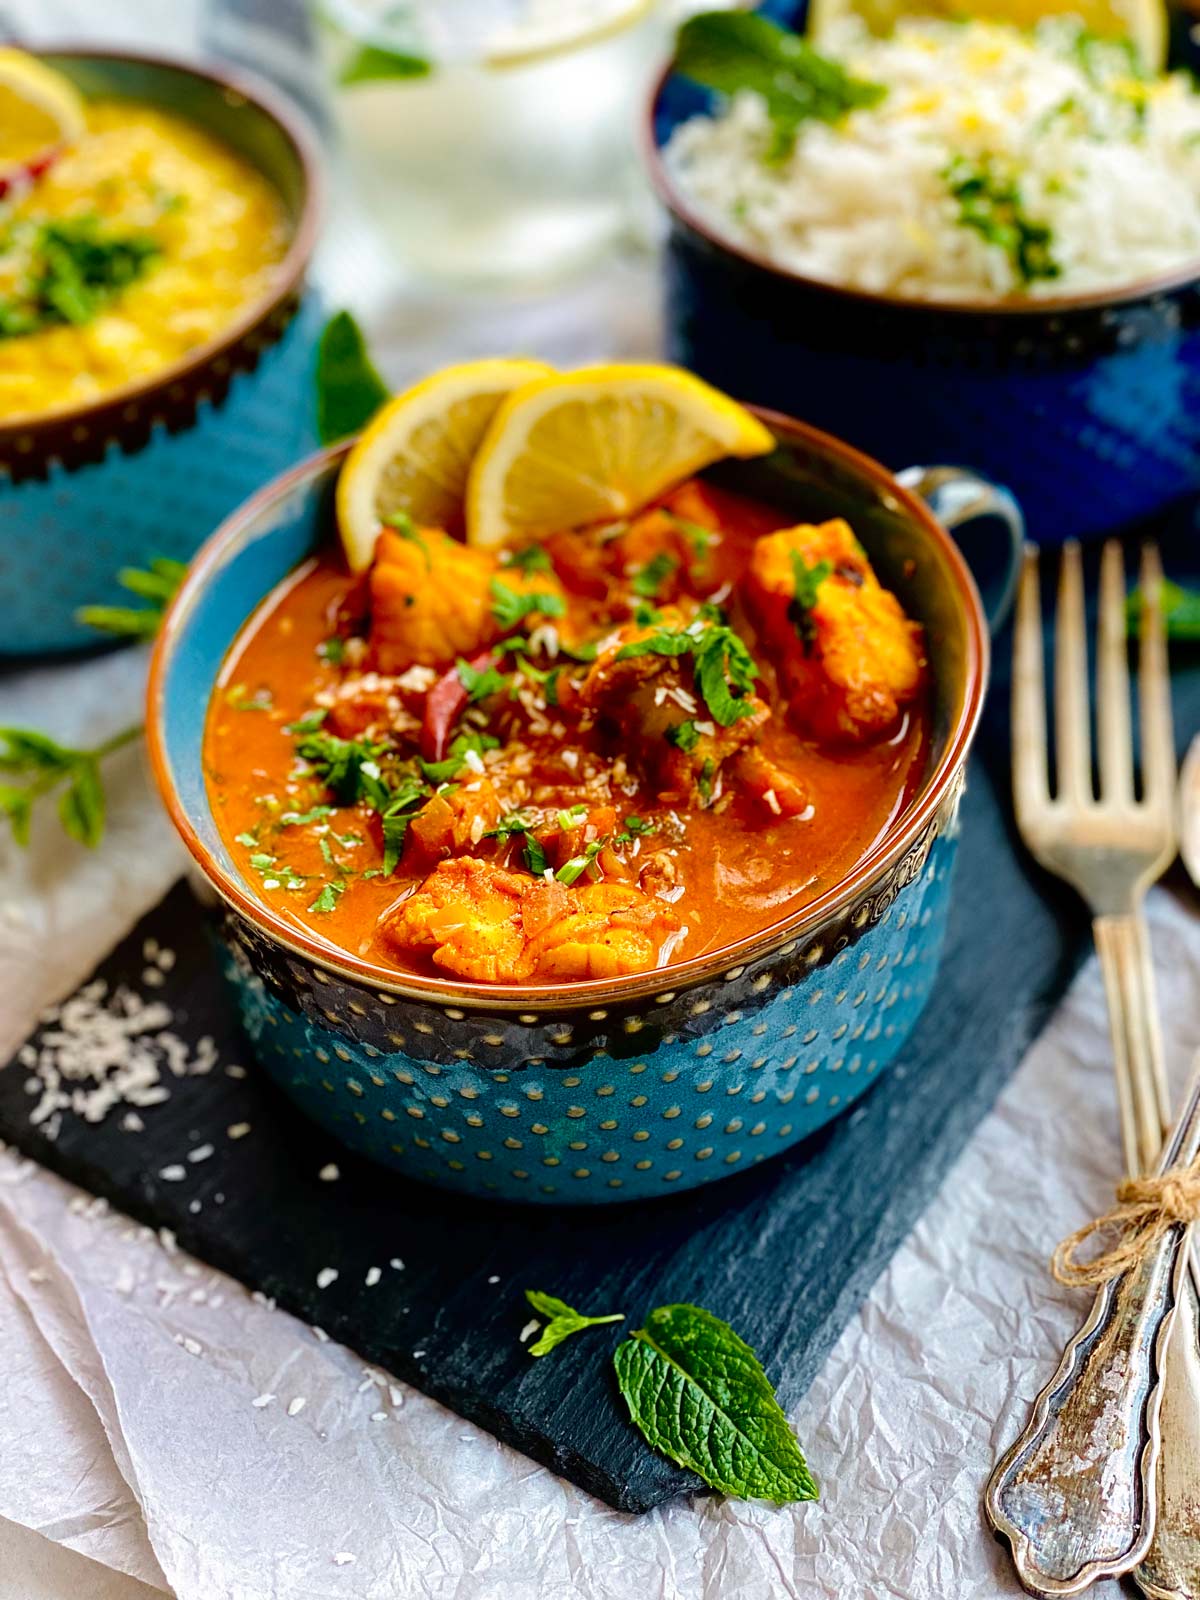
[203, 480, 930, 985]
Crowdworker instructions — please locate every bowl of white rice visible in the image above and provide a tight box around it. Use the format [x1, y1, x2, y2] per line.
[647, 5, 1200, 542]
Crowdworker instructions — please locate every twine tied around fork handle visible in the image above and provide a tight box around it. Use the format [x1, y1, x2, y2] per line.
[1052, 1165, 1200, 1287]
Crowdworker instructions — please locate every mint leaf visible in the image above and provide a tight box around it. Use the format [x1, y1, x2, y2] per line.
[339, 43, 432, 86]
[77, 556, 186, 640]
[612, 1304, 818, 1504]
[315, 310, 389, 444]
[524, 1290, 623, 1357]
[489, 578, 565, 631]
[674, 11, 885, 162]
[1127, 578, 1200, 640]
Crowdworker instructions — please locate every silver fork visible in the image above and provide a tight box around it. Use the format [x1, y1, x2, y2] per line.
[986, 539, 1182, 1597]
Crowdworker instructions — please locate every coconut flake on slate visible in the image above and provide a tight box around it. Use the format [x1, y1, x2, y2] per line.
[227, 1122, 251, 1140]
[365, 1266, 381, 1287]
[287, 1397, 307, 1416]
[316, 1267, 338, 1289]
[318, 1163, 340, 1182]
[251, 1393, 275, 1409]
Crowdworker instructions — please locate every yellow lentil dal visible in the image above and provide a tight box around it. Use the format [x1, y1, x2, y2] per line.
[0, 100, 292, 423]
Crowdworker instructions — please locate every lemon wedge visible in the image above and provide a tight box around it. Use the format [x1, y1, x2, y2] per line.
[336, 357, 555, 573]
[0, 50, 86, 193]
[465, 364, 775, 551]
[808, 0, 1166, 71]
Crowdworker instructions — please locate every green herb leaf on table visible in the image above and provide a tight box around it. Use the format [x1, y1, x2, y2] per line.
[673, 11, 886, 162]
[524, 1290, 624, 1357]
[76, 556, 187, 640]
[1127, 578, 1200, 640]
[631, 552, 677, 599]
[315, 310, 390, 445]
[612, 1303, 819, 1504]
[339, 43, 432, 87]
[0, 724, 141, 850]
[0, 216, 162, 338]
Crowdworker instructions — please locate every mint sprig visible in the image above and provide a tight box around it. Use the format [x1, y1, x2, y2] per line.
[524, 1290, 624, 1358]
[612, 1304, 818, 1505]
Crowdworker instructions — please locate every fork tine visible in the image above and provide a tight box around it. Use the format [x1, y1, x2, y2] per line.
[1137, 543, 1176, 809]
[1012, 546, 1049, 829]
[1054, 540, 1092, 805]
[1096, 540, 1133, 804]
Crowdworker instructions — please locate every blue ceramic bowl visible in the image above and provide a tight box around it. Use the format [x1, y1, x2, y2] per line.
[148, 417, 1005, 1205]
[646, 12, 1200, 547]
[0, 49, 323, 657]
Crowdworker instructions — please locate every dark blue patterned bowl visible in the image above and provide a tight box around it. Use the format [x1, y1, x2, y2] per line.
[148, 416, 1007, 1204]
[646, 35, 1200, 547]
[0, 49, 322, 656]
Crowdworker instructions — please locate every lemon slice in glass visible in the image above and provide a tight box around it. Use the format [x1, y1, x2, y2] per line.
[465, 364, 775, 551]
[808, 0, 1166, 71]
[0, 50, 86, 194]
[336, 357, 555, 572]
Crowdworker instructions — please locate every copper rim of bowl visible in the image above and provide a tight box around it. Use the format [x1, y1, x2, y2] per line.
[642, 61, 1200, 319]
[0, 45, 323, 444]
[146, 409, 989, 1012]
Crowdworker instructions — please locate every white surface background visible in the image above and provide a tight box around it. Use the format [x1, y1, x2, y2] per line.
[1, 3, 1199, 1596]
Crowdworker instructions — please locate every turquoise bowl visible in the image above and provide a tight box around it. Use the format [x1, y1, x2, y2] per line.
[0, 49, 322, 656]
[148, 418, 1002, 1204]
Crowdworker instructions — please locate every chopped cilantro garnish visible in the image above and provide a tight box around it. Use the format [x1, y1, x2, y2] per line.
[523, 834, 549, 876]
[235, 829, 259, 848]
[456, 657, 511, 704]
[383, 512, 430, 568]
[698, 758, 716, 803]
[506, 543, 553, 575]
[248, 852, 276, 873]
[789, 555, 832, 650]
[419, 729, 500, 783]
[631, 552, 677, 600]
[944, 156, 1060, 287]
[308, 880, 346, 914]
[0, 216, 162, 338]
[490, 578, 566, 631]
[284, 709, 328, 736]
[227, 686, 273, 712]
[668, 719, 701, 753]
[317, 636, 346, 665]
[279, 803, 333, 827]
[487, 810, 537, 842]
[669, 513, 715, 569]
[616, 615, 758, 727]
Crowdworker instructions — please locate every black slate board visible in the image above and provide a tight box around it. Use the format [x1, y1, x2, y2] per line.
[1, 533, 1196, 1515]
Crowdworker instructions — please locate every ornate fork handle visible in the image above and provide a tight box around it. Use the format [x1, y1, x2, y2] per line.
[985, 1059, 1200, 1599]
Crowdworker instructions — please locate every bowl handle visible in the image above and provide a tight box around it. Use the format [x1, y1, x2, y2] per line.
[896, 465, 1024, 635]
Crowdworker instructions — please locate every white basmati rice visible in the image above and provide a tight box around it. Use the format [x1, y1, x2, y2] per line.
[662, 17, 1200, 300]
